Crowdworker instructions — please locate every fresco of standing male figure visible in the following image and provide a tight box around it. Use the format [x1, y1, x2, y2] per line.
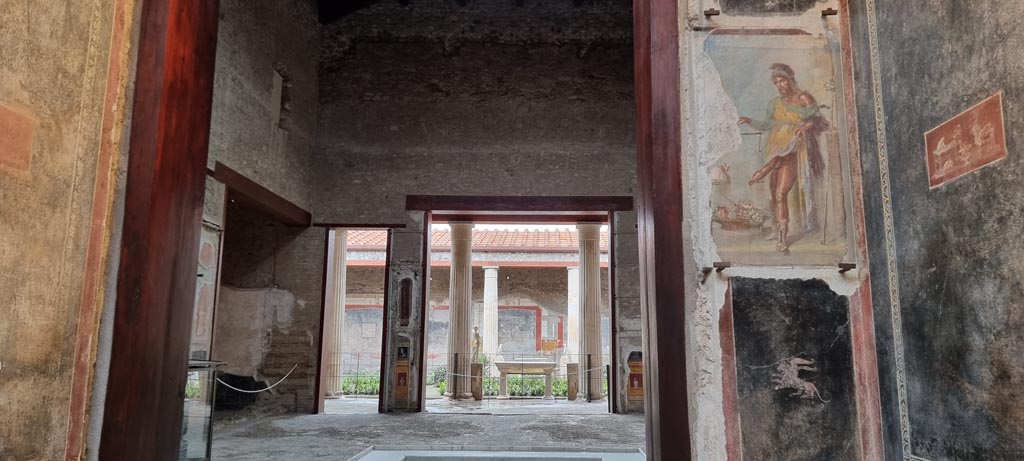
[738, 62, 828, 254]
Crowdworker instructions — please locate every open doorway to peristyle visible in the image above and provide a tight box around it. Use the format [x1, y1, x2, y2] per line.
[320, 229, 392, 415]
[423, 222, 612, 415]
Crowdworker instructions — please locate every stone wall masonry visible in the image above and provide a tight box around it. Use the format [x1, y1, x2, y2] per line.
[320, 0, 632, 60]
[347, 266, 387, 295]
[208, 0, 320, 211]
[312, 0, 636, 225]
[204, 0, 325, 418]
[0, 0, 134, 458]
[215, 203, 325, 415]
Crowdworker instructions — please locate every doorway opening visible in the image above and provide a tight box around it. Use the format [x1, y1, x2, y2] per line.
[320, 228, 393, 415]
[423, 220, 613, 415]
[209, 185, 315, 424]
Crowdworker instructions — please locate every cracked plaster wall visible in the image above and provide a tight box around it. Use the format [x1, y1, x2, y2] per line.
[849, 1, 1024, 458]
[215, 203, 326, 415]
[0, 0, 135, 458]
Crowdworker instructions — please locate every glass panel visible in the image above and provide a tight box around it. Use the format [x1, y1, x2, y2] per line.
[180, 368, 216, 461]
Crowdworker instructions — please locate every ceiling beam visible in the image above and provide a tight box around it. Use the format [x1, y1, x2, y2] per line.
[318, 0, 383, 24]
[405, 195, 635, 213]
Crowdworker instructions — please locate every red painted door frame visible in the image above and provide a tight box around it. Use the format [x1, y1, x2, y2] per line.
[633, 0, 692, 459]
[99, 0, 220, 459]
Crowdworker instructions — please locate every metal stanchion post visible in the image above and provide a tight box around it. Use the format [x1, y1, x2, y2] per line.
[586, 354, 592, 403]
[606, 364, 611, 413]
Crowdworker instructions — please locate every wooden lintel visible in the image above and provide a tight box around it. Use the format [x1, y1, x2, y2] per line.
[312, 222, 407, 229]
[213, 161, 311, 227]
[430, 213, 610, 224]
[405, 195, 635, 213]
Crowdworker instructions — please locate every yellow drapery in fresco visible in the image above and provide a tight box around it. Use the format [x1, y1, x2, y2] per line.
[755, 97, 820, 232]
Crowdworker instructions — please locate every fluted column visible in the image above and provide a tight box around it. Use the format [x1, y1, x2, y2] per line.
[483, 266, 499, 373]
[577, 223, 604, 400]
[446, 222, 474, 399]
[326, 229, 348, 395]
[566, 266, 581, 359]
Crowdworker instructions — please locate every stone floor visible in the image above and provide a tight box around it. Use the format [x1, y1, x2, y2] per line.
[212, 412, 646, 460]
[324, 395, 611, 415]
[424, 397, 611, 415]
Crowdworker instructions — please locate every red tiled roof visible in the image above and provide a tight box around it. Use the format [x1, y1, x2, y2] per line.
[347, 229, 609, 251]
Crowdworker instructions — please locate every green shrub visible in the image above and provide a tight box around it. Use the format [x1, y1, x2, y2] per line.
[184, 372, 201, 399]
[480, 376, 571, 397]
[428, 366, 447, 386]
[341, 371, 381, 395]
[437, 379, 446, 395]
[552, 377, 568, 397]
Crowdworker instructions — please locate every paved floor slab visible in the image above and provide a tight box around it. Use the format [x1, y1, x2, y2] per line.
[325, 396, 610, 416]
[213, 413, 646, 460]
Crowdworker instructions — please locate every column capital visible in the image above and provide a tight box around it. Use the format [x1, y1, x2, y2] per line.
[566, 266, 580, 273]
[576, 222, 602, 240]
[483, 265, 500, 271]
[449, 222, 474, 241]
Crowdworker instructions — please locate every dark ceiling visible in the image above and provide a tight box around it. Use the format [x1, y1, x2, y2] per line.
[318, 0, 386, 24]
[318, 0, 602, 24]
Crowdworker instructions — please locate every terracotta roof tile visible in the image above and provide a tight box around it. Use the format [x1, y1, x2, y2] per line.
[347, 229, 609, 251]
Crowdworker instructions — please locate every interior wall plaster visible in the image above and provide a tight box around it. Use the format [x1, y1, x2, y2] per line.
[678, 1, 870, 459]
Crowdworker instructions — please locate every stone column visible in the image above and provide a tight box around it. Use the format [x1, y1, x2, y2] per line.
[483, 266, 499, 372]
[566, 266, 580, 359]
[446, 222, 474, 399]
[577, 223, 604, 400]
[326, 229, 348, 395]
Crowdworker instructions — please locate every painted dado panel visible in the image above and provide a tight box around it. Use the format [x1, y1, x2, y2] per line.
[851, 0, 1024, 458]
[726, 278, 857, 460]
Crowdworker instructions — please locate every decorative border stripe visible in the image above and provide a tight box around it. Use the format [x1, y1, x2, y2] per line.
[863, 0, 921, 459]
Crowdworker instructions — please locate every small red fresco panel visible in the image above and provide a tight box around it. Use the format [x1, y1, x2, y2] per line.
[925, 92, 1008, 188]
[0, 105, 35, 172]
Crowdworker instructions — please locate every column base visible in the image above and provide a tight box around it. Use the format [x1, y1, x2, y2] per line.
[446, 392, 475, 401]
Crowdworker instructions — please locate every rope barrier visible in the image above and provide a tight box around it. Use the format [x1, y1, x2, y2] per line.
[444, 366, 606, 379]
[216, 364, 299, 394]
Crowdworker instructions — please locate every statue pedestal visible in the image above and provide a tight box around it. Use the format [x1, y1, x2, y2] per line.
[471, 363, 483, 401]
[567, 363, 579, 401]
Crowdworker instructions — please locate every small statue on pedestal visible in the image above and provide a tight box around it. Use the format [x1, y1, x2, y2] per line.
[471, 326, 482, 363]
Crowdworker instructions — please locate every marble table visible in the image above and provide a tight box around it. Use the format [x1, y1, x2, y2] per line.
[494, 361, 557, 400]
